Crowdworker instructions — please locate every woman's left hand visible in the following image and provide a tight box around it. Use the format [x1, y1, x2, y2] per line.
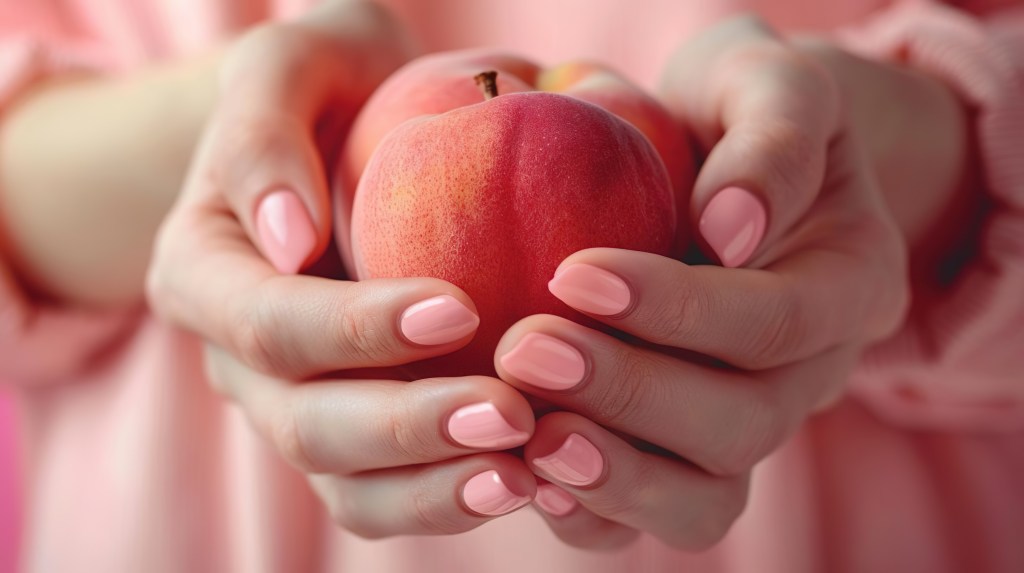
[494, 16, 918, 550]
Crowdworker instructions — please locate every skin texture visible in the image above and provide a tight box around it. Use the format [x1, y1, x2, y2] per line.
[345, 52, 682, 377]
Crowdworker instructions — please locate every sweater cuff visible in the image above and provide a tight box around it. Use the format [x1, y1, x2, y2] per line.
[839, 2, 1024, 433]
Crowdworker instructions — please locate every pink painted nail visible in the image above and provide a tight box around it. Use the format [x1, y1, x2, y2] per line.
[532, 433, 603, 487]
[499, 333, 585, 391]
[699, 186, 766, 268]
[447, 402, 529, 449]
[400, 295, 479, 346]
[462, 470, 531, 516]
[534, 484, 578, 517]
[255, 190, 318, 274]
[548, 264, 631, 316]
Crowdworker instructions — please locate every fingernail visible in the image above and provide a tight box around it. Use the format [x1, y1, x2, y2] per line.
[499, 333, 585, 391]
[534, 484, 578, 517]
[400, 295, 480, 346]
[548, 264, 631, 316]
[255, 190, 317, 274]
[447, 402, 529, 449]
[463, 470, 531, 516]
[532, 433, 603, 487]
[699, 186, 766, 268]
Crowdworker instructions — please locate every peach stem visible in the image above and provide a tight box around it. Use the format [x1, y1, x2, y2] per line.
[474, 71, 499, 100]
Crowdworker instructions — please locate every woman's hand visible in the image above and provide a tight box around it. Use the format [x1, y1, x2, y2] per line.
[491, 15, 967, 550]
[148, 1, 537, 537]
[204, 348, 537, 537]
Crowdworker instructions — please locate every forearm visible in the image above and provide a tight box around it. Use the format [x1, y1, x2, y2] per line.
[0, 53, 219, 308]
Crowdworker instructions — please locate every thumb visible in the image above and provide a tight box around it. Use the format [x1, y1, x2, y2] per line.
[194, 3, 413, 275]
[659, 16, 840, 267]
[216, 109, 330, 275]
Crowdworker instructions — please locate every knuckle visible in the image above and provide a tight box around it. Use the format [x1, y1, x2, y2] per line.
[589, 457, 656, 521]
[377, 394, 435, 464]
[335, 305, 402, 366]
[211, 115, 304, 198]
[269, 397, 323, 473]
[587, 350, 659, 428]
[231, 312, 278, 375]
[711, 388, 786, 476]
[228, 291, 294, 377]
[318, 484, 354, 530]
[409, 482, 465, 535]
[735, 118, 821, 203]
[641, 279, 710, 346]
[824, 207, 910, 344]
[741, 282, 806, 368]
[329, 499, 389, 540]
[674, 480, 749, 551]
[225, 116, 296, 166]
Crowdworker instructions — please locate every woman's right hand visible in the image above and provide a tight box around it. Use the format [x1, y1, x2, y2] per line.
[147, 0, 537, 537]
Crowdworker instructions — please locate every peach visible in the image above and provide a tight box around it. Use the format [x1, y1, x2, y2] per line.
[337, 51, 692, 377]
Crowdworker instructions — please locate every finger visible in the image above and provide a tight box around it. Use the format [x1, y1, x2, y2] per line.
[190, 105, 331, 275]
[496, 314, 856, 475]
[201, 4, 411, 275]
[547, 247, 889, 369]
[525, 412, 749, 551]
[532, 481, 640, 551]
[205, 346, 534, 474]
[150, 197, 482, 378]
[194, 35, 346, 275]
[222, 4, 411, 120]
[659, 15, 840, 267]
[310, 453, 534, 538]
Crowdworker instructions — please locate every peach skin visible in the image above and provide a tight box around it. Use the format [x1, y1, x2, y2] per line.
[338, 50, 692, 377]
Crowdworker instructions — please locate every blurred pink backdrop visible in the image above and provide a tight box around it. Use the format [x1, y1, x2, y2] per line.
[0, 389, 19, 573]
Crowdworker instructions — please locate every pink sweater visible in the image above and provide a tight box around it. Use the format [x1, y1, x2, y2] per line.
[1, 0, 1023, 571]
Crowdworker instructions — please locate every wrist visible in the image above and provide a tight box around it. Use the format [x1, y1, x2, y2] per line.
[794, 38, 977, 259]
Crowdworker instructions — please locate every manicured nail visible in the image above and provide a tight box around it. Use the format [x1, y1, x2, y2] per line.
[534, 484, 578, 517]
[462, 470, 531, 516]
[548, 264, 631, 316]
[499, 333, 585, 391]
[255, 190, 317, 274]
[400, 295, 479, 346]
[447, 402, 529, 449]
[699, 186, 766, 268]
[532, 433, 603, 487]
